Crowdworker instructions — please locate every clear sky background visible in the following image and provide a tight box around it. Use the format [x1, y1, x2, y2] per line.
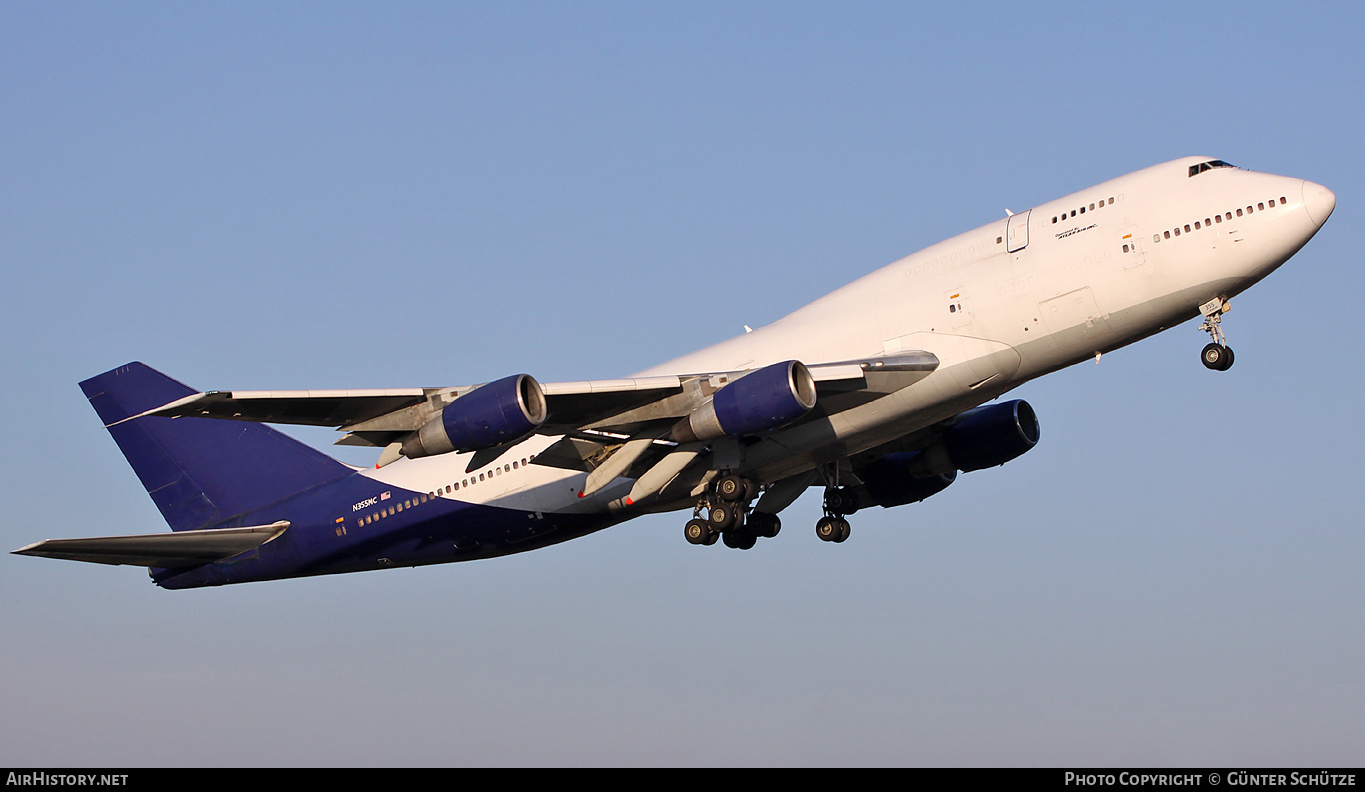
[2, 1, 1362, 767]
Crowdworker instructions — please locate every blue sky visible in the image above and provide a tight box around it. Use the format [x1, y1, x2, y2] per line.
[2, 1, 1362, 766]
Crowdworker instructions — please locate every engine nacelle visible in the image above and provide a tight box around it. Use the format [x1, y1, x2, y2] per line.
[672, 360, 817, 443]
[895, 400, 1041, 478]
[402, 374, 547, 459]
[860, 455, 958, 509]
[942, 399, 1039, 472]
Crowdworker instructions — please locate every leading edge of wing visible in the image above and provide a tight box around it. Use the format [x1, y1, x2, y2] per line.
[807, 351, 940, 387]
[12, 522, 290, 568]
[119, 388, 430, 428]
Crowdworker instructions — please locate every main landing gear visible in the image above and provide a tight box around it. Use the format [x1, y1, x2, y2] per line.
[1198, 297, 1235, 371]
[815, 486, 856, 543]
[684, 474, 780, 550]
[682, 469, 862, 548]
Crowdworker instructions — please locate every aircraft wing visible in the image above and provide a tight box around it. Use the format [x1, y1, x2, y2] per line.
[12, 521, 290, 568]
[124, 352, 938, 451]
[126, 387, 434, 428]
[131, 376, 692, 442]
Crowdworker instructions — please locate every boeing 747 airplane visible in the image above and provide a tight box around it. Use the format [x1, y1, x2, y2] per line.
[15, 157, 1335, 588]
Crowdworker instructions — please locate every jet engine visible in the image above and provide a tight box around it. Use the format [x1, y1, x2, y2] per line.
[401, 374, 547, 459]
[671, 360, 817, 443]
[860, 457, 958, 509]
[902, 399, 1040, 476]
[841, 400, 1038, 511]
[942, 399, 1039, 472]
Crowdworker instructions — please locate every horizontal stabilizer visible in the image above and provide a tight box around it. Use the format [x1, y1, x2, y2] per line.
[13, 521, 289, 568]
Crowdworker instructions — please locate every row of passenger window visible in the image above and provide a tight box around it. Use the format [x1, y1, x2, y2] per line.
[1151, 196, 1288, 243]
[1052, 197, 1116, 224]
[356, 454, 538, 527]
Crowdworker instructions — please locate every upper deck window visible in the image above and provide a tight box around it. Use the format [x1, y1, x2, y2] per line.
[1189, 160, 1236, 177]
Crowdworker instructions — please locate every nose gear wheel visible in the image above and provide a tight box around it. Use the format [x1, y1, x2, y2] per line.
[1197, 298, 1235, 371]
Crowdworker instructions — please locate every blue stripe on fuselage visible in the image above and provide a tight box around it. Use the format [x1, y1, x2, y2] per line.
[152, 471, 615, 589]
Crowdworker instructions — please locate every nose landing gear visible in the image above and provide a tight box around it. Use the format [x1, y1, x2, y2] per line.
[1198, 297, 1235, 371]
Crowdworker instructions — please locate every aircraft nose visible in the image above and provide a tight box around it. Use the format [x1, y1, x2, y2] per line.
[1302, 179, 1336, 227]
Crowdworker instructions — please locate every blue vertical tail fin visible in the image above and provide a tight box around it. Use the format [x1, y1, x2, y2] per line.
[81, 363, 352, 532]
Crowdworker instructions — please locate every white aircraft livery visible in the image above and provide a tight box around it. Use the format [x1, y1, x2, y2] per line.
[15, 157, 1335, 588]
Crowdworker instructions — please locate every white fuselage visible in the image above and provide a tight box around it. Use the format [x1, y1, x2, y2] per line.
[365, 157, 1334, 516]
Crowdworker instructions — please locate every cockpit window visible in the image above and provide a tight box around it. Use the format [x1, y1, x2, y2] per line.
[1189, 160, 1236, 177]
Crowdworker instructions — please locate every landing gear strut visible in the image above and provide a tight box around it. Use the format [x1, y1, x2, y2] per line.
[1198, 297, 1235, 371]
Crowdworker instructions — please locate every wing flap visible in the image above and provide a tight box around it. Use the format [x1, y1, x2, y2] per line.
[12, 521, 289, 568]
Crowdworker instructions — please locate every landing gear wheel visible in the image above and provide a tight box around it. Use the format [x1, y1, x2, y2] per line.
[823, 487, 859, 516]
[684, 518, 713, 546]
[716, 474, 747, 502]
[708, 503, 739, 530]
[748, 512, 781, 539]
[816, 516, 844, 542]
[722, 530, 756, 550]
[1201, 343, 1234, 371]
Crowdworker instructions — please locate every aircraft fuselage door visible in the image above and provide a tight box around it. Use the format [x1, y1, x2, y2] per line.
[1118, 225, 1146, 269]
[1007, 210, 1030, 253]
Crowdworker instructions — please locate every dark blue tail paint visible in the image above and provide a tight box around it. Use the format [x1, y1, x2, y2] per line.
[80, 363, 352, 532]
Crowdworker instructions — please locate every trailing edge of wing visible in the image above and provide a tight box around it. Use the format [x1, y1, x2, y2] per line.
[12, 521, 290, 568]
